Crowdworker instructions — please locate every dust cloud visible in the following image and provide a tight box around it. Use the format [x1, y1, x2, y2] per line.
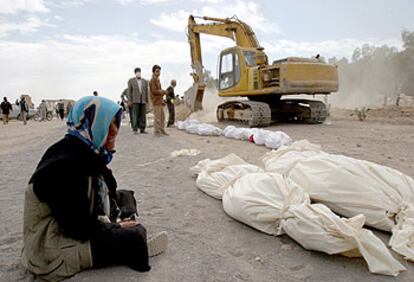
[328, 39, 414, 109]
[188, 87, 233, 122]
[328, 61, 400, 109]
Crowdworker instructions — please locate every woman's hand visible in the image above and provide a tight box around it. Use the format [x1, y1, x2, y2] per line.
[119, 220, 139, 229]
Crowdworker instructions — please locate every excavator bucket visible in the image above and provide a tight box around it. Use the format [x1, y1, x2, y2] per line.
[194, 84, 205, 111]
[188, 83, 205, 111]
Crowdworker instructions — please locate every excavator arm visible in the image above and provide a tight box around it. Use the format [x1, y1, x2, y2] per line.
[187, 15, 261, 111]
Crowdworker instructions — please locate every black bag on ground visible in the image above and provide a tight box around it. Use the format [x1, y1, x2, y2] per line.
[116, 189, 138, 220]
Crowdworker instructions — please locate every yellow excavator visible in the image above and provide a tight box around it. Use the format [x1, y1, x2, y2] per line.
[187, 15, 339, 126]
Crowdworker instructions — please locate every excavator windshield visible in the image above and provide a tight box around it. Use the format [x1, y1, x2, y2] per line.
[243, 51, 257, 66]
[219, 49, 241, 90]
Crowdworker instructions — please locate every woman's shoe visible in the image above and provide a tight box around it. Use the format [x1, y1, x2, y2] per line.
[148, 231, 168, 257]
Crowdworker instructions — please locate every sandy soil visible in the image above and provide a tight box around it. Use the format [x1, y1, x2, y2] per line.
[0, 112, 413, 282]
[331, 106, 414, 125]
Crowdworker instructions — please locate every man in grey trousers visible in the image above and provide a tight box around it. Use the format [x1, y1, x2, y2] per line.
[127, 67, 149, 134]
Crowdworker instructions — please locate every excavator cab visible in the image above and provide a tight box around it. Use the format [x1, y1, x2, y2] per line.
[218, 49, 241, 90]
[217, 46, 267, 96]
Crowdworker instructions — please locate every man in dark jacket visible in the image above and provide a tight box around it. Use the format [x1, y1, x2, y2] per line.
[16, 96, 29, 125]
[1, 97, 12, 125]
[166, 80, 176, 127]
[57, 101, 65, 120]
[127, 67, 149, 134]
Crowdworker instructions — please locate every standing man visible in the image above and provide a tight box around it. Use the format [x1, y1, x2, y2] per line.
[166, 80, 176, 127]
[17, 96, 29, 125]
[57, 101, 65, 120]
[39, 100, 47, 122]
[1, 97, 13, 125]
[127, 67, 149, 134]
[66, 101, 73, 117]
[149, 65, 168, 136]
[121, 88, 132, 126]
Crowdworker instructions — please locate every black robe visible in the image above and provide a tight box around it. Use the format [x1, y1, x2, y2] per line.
[29, 135, 150, 271]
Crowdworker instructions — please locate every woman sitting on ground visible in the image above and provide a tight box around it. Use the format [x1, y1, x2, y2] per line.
[22, 96, 167, 281]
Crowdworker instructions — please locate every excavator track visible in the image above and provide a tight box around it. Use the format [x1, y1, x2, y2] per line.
[273, 99, 328, 124]
[216, 100, 271, 127]
[216, 99, 327, 127]
[306, 99, 328, 123]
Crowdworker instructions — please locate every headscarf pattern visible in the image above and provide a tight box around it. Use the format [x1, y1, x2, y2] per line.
[66, 96, 122, 164]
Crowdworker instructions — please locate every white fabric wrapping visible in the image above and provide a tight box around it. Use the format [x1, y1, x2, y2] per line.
[251, 129, 293, 149]
[170, 149, 201, 157]
[282, 204, 406, 276]
[252, 129, 269, 145]
[222, 173, 405, 276]
[176, 119, 222, 136]
[186, 123, 223, 136]
[196, 164, 264, 199]
[190, 153, 247, 176]
[389, 211, 414, 261]
[190, 154, 262, 199]
[222, 173, 309, 235]
[223, 126, 259, 141]
[261, 139, 323, 174]
[223, 126, 292, 149]
[264, 131, 293, 149]
[179, 121, 293, 149]
[263, 140, 414, 261]
[176, 119, 199, 130]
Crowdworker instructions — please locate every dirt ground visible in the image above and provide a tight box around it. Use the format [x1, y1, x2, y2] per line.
[331, 106, 414, 126]
[0, 110, 413, 282]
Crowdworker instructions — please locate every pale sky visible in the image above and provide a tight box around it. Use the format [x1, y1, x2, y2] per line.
[1, 0, 413, 105]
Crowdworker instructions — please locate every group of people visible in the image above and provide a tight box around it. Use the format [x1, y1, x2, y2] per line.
[125, 65, 177, 135]
[1, 96, 75, 125]
[1, 96, 29, 125]
[39, 100, 73, 122]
